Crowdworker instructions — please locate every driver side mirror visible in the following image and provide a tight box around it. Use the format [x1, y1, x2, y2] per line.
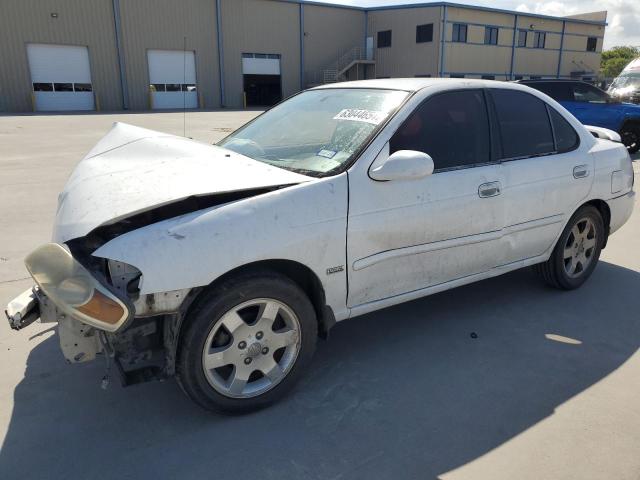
[370, 148, 435, 181]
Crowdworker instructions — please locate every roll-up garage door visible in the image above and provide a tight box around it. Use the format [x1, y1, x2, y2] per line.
[27, 44, 95, 112]
[148, 50, 198, 109]
[242, 53, 282, 107]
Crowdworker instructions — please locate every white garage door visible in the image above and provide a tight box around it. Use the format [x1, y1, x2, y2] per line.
[242, 53, 281, 75]
[148, 50, 198, 109]
[27, 44, 95, 112]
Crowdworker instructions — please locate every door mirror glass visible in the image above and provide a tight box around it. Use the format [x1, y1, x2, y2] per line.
[370, 149, 434, 181]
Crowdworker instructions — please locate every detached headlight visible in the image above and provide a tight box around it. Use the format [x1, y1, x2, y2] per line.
[25, 243, 132, 332]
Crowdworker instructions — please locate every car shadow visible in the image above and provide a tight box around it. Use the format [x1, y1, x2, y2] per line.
[1, 261, 639, 479]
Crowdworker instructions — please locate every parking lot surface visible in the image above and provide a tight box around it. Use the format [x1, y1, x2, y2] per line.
[1, 111, 639, 480]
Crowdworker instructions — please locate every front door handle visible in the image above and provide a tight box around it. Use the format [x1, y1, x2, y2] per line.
[573, 165, 590, 179]
[478, 181, 501, 198]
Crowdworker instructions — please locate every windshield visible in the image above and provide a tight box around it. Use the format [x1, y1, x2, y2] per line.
[610, 72, 640, 90]
[219, 88, 409, 177]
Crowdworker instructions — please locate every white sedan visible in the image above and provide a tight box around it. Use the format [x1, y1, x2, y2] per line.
[6, 79, 635, 413]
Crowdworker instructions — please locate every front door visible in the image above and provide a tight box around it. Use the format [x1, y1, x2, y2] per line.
[347, 89, 505, 307]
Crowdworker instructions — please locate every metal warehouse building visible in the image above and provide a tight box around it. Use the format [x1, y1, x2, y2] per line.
[0, 0, 607, 113]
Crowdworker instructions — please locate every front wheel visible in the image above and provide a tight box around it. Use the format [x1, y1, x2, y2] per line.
[534, 205, 604, 290]
[620, 123, 640, 154]
[177, 271, 317, 414]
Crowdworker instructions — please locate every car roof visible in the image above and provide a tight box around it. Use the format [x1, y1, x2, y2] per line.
[517, 79, 584, 83]
[312, 77, 533, 93]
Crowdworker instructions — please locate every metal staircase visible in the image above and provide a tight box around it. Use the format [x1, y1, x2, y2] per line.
[312, 46, 375, 86]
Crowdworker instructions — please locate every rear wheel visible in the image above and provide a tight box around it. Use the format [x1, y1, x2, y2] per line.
[534, 205, 604, 290]
[177, 271, 317, 414]
[620, 123, 640, 154]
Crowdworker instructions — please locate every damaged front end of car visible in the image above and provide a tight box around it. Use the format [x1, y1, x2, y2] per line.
[5, 121, 311, 388]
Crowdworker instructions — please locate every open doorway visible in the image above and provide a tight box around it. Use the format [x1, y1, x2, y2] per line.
[242, 53, 282, 107]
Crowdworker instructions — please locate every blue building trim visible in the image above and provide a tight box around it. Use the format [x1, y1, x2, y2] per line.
[509, 14, 517, 80]
[300, 3, 305, 89]
[557, 20, 566, 78]
[112, 0, 129, 109]
[439, 4, 447, 77]
[215, 0, 225, 107]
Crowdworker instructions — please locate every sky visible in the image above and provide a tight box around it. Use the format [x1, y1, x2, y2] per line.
[317, 0, 640, 49]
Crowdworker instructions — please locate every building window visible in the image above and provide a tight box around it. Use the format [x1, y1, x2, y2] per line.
[377, 30, 391, 48]
[416, 24, 434, 43]
[586, 37, 597, 52]
[452, 23, 468, 43]
[484, 27, 499, 45]
[517, 30, 527, 47]
[450, 73, 465, 78]
[73, 83, 92, 92]
[33, 82, 53, 92]
[481, 75, 496, 80]
[533, 31, 546, 49]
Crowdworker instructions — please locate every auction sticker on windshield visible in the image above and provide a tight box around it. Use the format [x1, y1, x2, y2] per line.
[333, 109, 387, 125]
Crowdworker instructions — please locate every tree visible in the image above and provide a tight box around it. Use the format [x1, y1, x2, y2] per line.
[601, 46, 640, 78]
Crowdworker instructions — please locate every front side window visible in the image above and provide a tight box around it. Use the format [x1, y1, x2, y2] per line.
[378, 30, 392, 48]
[220, 89, 409, 177]
[452, 24, 468, 43]
[416, 24, 433, 43]
[517, 30, 527, 47]
[586, 37, 597, 52]
[491, 89, 554, 159]
[572, 82, 608, 103]
[390, 90, 490, 171]
[485, 27, 499, 45]
[534, 31, 546, 49]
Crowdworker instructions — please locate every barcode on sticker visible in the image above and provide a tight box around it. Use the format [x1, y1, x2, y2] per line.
[333, 109, 386, 125]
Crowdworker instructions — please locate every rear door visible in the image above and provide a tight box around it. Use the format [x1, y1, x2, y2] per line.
[489, 88, 594, 265]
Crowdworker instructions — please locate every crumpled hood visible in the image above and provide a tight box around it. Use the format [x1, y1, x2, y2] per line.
[53, 122, 310, 243]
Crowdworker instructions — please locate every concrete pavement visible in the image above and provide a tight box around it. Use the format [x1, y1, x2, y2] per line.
[0, 112, 639, 480]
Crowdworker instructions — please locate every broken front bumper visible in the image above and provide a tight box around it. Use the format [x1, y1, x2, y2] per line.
[5, 287, 40, 330]
[6, 286, 103, 363]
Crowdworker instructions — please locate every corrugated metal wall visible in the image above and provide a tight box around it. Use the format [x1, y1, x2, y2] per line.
[368, 7, 442, 79]
[0, 0, 122, 112]
[302, 5, 365, 86]
[0, 0, 609, 113]
[220, 0, 300, 108]
[118, 0, 220, 110]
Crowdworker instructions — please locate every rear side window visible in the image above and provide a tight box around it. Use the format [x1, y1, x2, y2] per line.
[525, 82, 572, 101]
[491, 89, 554, 159]
[390, 90, 490, 171]
[548, 108, 579, 152]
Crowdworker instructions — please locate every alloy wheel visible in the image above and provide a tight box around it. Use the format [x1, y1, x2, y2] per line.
[201, 298, 301, 398]
[563, 217, 597, 278]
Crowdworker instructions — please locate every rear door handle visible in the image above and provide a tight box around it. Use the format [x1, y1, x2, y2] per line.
[478, 181, 501, 198]
[573, 165, 590, 179]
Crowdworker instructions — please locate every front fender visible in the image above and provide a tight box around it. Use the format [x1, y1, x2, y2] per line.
[92, 174, 349, 320]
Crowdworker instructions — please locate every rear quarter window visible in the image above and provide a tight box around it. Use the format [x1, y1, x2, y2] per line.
[548, 108, 579, 152]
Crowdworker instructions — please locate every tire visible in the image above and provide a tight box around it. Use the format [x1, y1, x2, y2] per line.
[176, 270, 317, 414]
[534, 205, 604, 290]
[620, 123, 640, 154]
